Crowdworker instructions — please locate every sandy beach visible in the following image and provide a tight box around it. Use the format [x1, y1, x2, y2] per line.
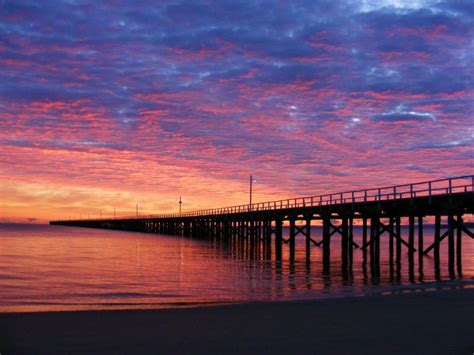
[2, 288, 473, 354]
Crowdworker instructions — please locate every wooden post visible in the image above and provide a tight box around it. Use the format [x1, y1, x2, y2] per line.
[230, 221, 234, 241]
[305, 219, 311, 258]
[239, 222, 245, 257]
[341, 217, 348, 272]
[275, 220, 283, 261]
[265, 224, 272, 260]
[448, 214, 455, 277]
[408, 215, 415, 281]
[348, 216, 354, 268]
[456, 213, 462, 276]
[289, 219, 296, 261]
[374, 217, 380, 277]
[250, 221, 255, 246]
[418, 216, 423, 274]
[395, 216, 402, 277]
[389, 216, 394, 266]
[322, 216, 331, 275]
[369, 217, 375, 272]
[408, 216, 415, 266]
[362, 217, 367, 264]
[263, 221, 269, 242]
[434, 215, 440, 273]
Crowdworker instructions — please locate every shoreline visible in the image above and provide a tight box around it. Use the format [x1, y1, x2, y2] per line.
[2, 288, 473, 354]
[1, 277, 472, 315]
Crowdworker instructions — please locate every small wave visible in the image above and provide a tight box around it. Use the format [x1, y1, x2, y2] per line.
[376, 278, 474, 296]
[7, 300, 229, 308]
[74, 292, 188, 299]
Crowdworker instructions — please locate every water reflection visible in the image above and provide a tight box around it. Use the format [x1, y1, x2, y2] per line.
[203, 226, 472, 292]
[0, 224, 472, 313]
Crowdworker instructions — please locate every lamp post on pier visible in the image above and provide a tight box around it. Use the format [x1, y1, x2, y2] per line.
[249, 175, 256, 211]
[179, 196, 182, 216]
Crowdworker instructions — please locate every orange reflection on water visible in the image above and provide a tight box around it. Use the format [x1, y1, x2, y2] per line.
[0, 223, 472, 313]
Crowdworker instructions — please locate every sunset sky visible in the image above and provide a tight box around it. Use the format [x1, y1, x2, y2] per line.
[1, 0, 473, 223]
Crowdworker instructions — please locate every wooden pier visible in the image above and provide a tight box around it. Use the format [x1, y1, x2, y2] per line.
[51, 176, 473, 278]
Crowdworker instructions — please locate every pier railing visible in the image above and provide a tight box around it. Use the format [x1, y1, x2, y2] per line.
[73, 175, 474, 221]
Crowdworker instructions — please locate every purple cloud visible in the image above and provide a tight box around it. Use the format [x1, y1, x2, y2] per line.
[0, 0, 472, 220]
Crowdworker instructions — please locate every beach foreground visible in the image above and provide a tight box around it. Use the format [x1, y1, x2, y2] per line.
[2, 288, 473, 354]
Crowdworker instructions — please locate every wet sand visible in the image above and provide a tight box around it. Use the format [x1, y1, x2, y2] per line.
[1, 288, 473, 354]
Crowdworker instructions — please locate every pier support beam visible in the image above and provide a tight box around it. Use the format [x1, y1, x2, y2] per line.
[289, 219, 296, 261]
[322, 215, 331, 275]
[362, 217, 368, 264]
[457, 213, 463, 276]
[341, 216, 349, 273]
[418, 216, 423, 275]
[448, 214, 455, 277]
[274, 220, 283, 261]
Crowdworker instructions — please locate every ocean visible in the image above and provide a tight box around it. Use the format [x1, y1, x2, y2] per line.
[0, 223, 472, 312]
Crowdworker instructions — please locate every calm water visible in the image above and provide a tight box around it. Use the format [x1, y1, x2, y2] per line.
[0, 223, 472, 312]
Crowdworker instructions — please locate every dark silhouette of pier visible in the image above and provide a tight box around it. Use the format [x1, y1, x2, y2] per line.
[51, 176, 473, 278]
